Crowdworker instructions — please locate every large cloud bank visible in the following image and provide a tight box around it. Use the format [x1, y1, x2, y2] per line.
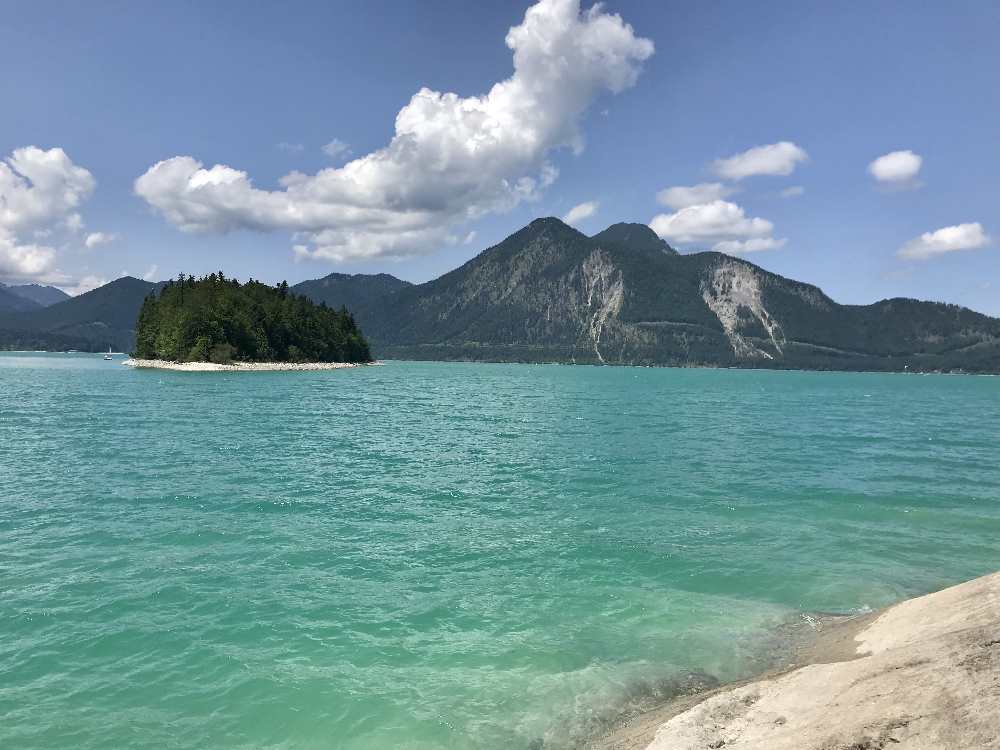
[0, 147, 95, 280]
[135, 0, 654, 262]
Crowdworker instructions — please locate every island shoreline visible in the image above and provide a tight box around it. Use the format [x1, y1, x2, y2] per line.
[5, 350, 993, 376]
[122, 358, 374, 372]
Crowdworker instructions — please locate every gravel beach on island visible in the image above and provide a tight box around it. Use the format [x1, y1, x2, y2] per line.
[593, 571, 1000, 750]
[122, 358, 369, 372]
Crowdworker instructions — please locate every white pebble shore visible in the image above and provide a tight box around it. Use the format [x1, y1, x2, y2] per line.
[122, 358, 367, 372]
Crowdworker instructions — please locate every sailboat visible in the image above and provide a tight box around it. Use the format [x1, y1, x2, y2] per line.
[104, 347, 113, 361]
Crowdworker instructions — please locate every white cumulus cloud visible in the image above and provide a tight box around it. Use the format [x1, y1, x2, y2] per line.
[868, 149, 922, 186]
[649, 200, 785, 255]
[142, 264, 160, 281]
[134, 0, 654, 262]
[656, 182, 736, 210]
[897, 222, 989, 260]
[649, 200, 774, 243]
[0, 229, 56, 278]
[712, 141, 808, 181]
[563, 200, 599, 225]
[85, 231, 118, 249]
[0, 146, 96, 280]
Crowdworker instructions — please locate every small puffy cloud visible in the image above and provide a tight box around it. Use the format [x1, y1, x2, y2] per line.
[563, 200, 599, 225]
[135, 0, 654, 262]
[649, 200, 774, 243]
[84, 231, 118, 249]
[712, 141, 808, 180]
[780, 185, 805, 198]
[656, 182, 735, 210]
[650, 200, 785, 255]
[868, 150, 921, 185]
[141, 264, 159, 281]
[462, 230, 477, 245]
[0, 146, 96, 281]
[897, 222, 989, 260]
[277, 142, 304, 154]
[712, 237, 787, 254]
[321, 138, 352, 159]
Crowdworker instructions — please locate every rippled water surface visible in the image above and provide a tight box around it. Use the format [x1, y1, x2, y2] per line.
[2, 353, 998, 749]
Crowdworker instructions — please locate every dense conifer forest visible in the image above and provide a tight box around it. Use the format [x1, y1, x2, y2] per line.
[134, 273, 371, 363]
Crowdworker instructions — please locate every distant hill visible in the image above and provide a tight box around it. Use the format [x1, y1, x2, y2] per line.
[590, 222, 678, 257]
[0, 286, 42, 314]
[0, 277, 159, 351]
[291, 272, 413, 311]
[2, 283, 71, 307]
[2, 218, 998, 371]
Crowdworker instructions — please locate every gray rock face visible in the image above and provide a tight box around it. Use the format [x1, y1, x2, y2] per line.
[304, 217, 1000, 372]
[642, 571, 1000, 750]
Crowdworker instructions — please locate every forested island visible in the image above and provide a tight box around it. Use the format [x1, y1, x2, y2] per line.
[133, 273, 372, 364]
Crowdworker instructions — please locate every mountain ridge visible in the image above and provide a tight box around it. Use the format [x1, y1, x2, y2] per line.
[290, 272, 413, 312]
[0, 286, 42, 314]
[0, 277, 160, 351]
[293, 217, 1000, 371]
[1, 218, 997, 371]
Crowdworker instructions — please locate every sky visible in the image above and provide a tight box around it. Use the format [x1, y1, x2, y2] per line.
[1, 0, 998, 314]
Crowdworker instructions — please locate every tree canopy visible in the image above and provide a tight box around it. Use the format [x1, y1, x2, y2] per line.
[134, 273, 372, 363]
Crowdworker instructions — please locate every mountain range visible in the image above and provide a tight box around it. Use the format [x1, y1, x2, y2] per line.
[0, 277, 161, 352]
[2, 217, 998, 371]
[0, 282, 70, 313]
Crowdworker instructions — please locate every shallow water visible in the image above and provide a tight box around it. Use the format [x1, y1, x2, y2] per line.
[1, 353, 998, 749]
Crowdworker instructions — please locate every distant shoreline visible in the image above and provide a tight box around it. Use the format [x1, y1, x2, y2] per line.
[590, 571, 1000, 749]
[0, 351, 995, 375]
[122, 358, 369, 372]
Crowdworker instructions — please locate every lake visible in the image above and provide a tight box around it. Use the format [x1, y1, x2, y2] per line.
[1, 353, 998, 749]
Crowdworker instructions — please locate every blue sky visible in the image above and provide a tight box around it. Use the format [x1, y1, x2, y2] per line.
[1, 0, 997, 314]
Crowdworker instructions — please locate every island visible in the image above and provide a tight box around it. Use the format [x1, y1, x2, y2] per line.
[127, 273, 372, 369]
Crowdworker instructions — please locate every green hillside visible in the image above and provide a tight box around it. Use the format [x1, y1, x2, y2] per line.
[291, 272, 412, 311]
[0, 277, 159, 351]
[296, 218, 1000, 372]
[3, 283, 70, 307]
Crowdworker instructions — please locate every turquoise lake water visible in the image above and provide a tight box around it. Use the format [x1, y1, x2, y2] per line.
[1, 352, 998, 749]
